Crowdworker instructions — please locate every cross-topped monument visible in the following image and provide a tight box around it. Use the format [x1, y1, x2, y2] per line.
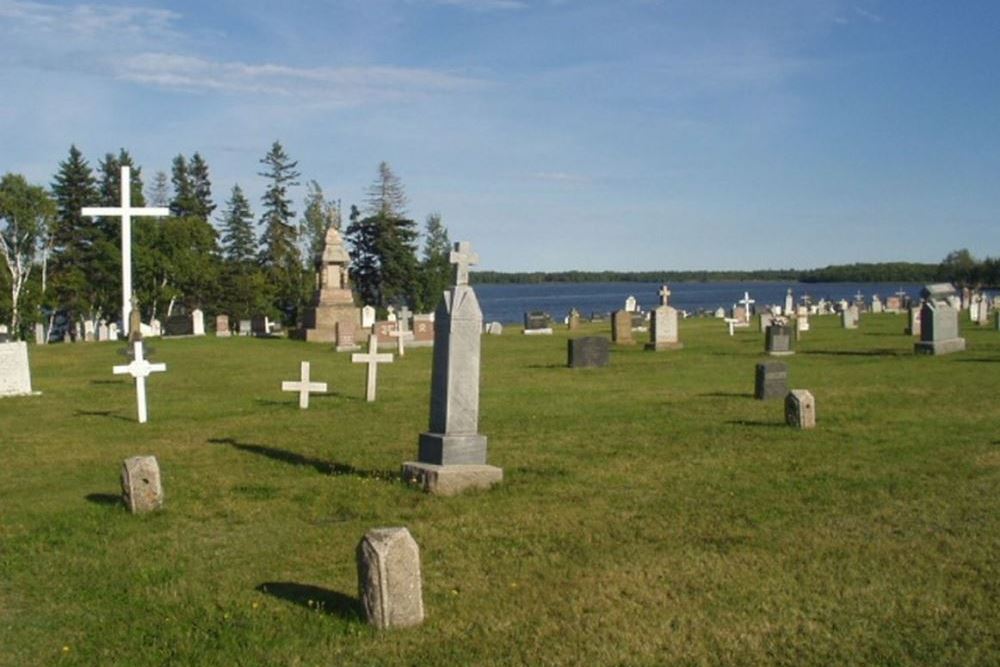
[113, 341, 166, 423]
[281, 361, 327, 409]
[82, 166, 169, 336]
[397, 305, 413, 333]
[658, 285, 671, 306]
[352, 335, 393, 402]
[738, 291, 755, 320]
[449, 241, 479, 286]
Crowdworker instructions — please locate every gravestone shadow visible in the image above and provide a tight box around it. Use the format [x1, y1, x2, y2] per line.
[726, 419, 783, 428]
[802, 349, 903, 357]
[955, 358, 1000, 363]
[256, 582, 363, 621]
[209, 438, 400, 482]
[90, 379, 124, 385]
[85, 493, 122, 507]
[699, 392, 750, 399]
[74, 409, 132, 422]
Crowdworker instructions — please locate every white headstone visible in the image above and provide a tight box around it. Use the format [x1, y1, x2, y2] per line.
[0, 342, 34, 396]
[352, 335, 393, 402]
[108, 323, 120, 341]
[281, 361, 327, 409]
[34, 322, 45, 345]
[362, 305, 376, 329]
[191, 308, 205, 336]
[624, 295, 637, 312]
[84, 319, 96, 342]
[112, 341, 167, 424]
[97, 321, 110, 342]
[784, 289, 794, 315]
[386, 305, 397, 323]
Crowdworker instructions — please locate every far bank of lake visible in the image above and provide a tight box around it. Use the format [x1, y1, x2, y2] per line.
[474, 281, 925, 324]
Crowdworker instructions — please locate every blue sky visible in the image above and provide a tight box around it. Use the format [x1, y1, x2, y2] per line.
[1, 0, 998, 271]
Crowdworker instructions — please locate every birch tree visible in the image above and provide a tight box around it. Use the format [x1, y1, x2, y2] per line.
[0, 174, 55, 337]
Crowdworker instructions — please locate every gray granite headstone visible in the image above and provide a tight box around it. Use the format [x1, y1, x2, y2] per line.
[914, 284, 966, 355]
[568, 337, 610, 368]
[611, 310, 634, 345]
[645, 305, 681, 350]
[0, 342, 34, 396]
[121, 455, 164, 513]
[356, 527, 424, 629]
[523, 311, 553, 334]
[765, 324, 794, 356]
[755, 361, 788, 400]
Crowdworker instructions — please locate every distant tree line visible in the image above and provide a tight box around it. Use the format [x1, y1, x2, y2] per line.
[0, 143, 452, 339]
[472, 254, 1000, 287]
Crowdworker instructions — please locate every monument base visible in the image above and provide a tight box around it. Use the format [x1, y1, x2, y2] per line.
[335, 343, 360, 352]
[401, 462, 503, 496]
[418, 432, 487, 465]
[523, 328, 553, 335]
[644, 341, 683, 351]
[768, 350, 795, 357]
[914, 338, 966, 355]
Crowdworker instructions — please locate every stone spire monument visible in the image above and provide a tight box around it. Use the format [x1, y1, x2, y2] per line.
[301, 225, 360, 343]
[402, 241, 502, 495]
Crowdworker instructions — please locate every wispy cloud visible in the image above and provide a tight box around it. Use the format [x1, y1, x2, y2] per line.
[0, 0, 179, 37]
[854, 6, 884, 23]
[112, 52, 489, 105]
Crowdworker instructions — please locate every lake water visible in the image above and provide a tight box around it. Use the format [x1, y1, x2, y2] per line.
[474, 281, 926, 324]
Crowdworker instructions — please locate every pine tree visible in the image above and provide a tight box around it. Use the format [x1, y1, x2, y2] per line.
[257, 141, 304, 323]
[147, 170, 170, 207]
[169, 154, 197, 217]
[300, 180, 337, 262]
[189, 152, 215, 222]
[49, 145, 99, 319]
[365, 161, 407, 218]
[345, 204, 380, 306]
[418, 212, 451, 311]
[220, 184, 257, 265]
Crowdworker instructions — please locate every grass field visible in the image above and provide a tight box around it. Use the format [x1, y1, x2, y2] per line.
[2, 313, 998, 666]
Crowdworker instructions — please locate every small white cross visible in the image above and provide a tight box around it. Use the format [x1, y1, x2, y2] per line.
[351, 335, 393, 402]
[397, 305, 412, 332]
[281, 361, 327, 409]
[449, 241, 479, 287]
[723, 318, 738, 336]
[389, 327, 414, 356]
[82, 166, 170, 337]
[658, 285, 671, 306]
[113, 341, 166, 424]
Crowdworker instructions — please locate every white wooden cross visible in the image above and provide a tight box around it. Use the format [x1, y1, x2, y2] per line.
[723, 318, 738, 336]
[113, 341, 166, 424]
[351, 335, 393, 402]
[738, 291, 755, 320]
[397, 305, 412, 332]
[449, 241, 479, 286]
[281, 361, 327, 409]
[82, 166, 169, 337]
[658, 285, 671, 306]
[389, 327, 414, 356]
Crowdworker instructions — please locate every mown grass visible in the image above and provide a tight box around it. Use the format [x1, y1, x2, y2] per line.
[1, 313, 998, 666]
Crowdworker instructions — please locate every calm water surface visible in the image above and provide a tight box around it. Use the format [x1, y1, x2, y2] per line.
[474, 281, 925, 324]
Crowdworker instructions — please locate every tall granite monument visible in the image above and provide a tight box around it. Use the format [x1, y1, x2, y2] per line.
[914, 283, 966, 355]
[301, 225, 360, 343]
[402, 241, 502, 495]
[645, 284, 682, 350]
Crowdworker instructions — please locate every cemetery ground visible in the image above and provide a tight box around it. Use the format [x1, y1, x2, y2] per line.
[2, 315, 999, 667]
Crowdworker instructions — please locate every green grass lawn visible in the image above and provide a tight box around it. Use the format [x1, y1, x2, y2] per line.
[2, 313, 998, 666]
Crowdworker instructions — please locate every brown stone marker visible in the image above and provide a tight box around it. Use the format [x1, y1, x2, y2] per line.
[121, 455, 164, 513]
[611, 310, 634, 345]
[357, 527, 424, 629]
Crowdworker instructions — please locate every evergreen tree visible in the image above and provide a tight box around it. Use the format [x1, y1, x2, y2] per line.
[418, 212, 451, 311]
[49, 146, 100, 319]
[220, 184, 257, 265]
[345, 204, 380, 306]
[300, 180, 337, 262]
[365, 161, 407, 218]
[189, 152, 215, 222]
[170, 154, 197, 217]
[147, 170, 170, 207]
[257, 141, 304, 323]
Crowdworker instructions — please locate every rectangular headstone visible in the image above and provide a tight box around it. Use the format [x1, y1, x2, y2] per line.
[164, 314, 193, 336]
[191, 308, 205, 336]
[215, 314, 231, 337]
[34, 322, 46, 345]
[765, 324, 794, 356]
[523, 311, 553, 334]
[754, 361, 788, 400]
[785, 390, 816, 429]
[0, 342, 33, 396]
[611, 310, 633, 345]
[568, 337, 610, 368]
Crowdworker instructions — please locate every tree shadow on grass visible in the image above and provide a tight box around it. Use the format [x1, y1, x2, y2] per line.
[955, 357, 1000, 363]
[208, 438, 400, 482]
[85, 493, 122, 507]
[527, 364, 568, 369]
[699, 392, 751, 399]
[726, 419, 783, 428]
[864, 332, 904, 337]
[256, 392, 362, 407]
[257, 582, 363, 621]
[74, 409, 133, 422]
[802, 349, 903, 357]
[90, 379, 124, 385]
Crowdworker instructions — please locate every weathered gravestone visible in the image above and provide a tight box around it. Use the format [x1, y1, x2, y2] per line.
[611, 310, 634, 345]
[215, 314, 231, 337]
[121, 455, 164, 514]
[251, 314, 270, 337]
[765, 323, 794, 356]
[484, 321, 503, 335]
[403, 241, 502, 495]
[567, 308, 581, 331]
[34, 322, 46, 345]
[411, 314, 435, 347]
[0, 342, 35, 397]
[914, 284, 966, 355]
[164, 314, 193, 337]
[906, 306, 922, 336]
[646, 293, 681, 351]
[335, 320, 360, 352]
[239, 319, 252, 336]
[191, 308, 205, 336]
[97, 321, 110, 342]
[755, 361, 788, 400]
[356, 527, 424, 629]
[841, 306, 858, 329]
[758, 312, 773, 333]
[785, 390, 816, 429]
[361, 305, 376, 329]
[523, 311, 553, 335]
[568, 337, 610, 368]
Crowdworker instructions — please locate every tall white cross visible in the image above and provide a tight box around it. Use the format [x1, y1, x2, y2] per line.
[81, 166, 169, 336]
[738, 291, 755, 321]
[658, 285, 671, 306]
[450, 241, 479, 286]
[113, 341, 166, 424]
[389, 327, 414, 356]
[281, 361, 327, 409]
[351, 335, 393, 402]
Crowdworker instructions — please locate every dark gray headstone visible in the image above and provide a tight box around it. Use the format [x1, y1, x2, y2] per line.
[765, 324, 794, 356]
[163, 314, 193, 337]
[524, 311, 552, 330]
[754, 361, 788, 400]
[568, 337, 610, 368]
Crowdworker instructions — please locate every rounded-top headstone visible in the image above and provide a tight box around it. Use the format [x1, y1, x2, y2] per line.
[121, 455, 164, 513]
[356, 527, 424, 629]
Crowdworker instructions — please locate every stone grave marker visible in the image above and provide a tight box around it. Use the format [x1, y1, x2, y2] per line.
[914, 284, 966, 355]
[191, 308, 205, 336]
[121, 455, 164, 514]
[411, 314, 435, 347]
[646, 291, 681, 351]
[785, 390, 816, 429]
[98, 321, 110, 341]
[784, 289, 794, 315]
[108, 323, 119, 340]
[403, 240, 502, 495]
[362, 305, 376, 329]
[906, 306, 922, 336]
[765, 323, 794, 356]
[759, 312, 773, 333]
[567, 308, 581, 331]
[34, 322, 45, 345]
[84, 319, 96, 342]
[611, 310, 634, 345]
[216, 314, 231, 337]
[484, 321, 503, 335]
[724, 318, 738, 336]
[302, 225, 360, 343]
[335, 320, 360, 352]
[871, 295, 884, 313]
[523, 311, 553, 335]
[281, 361, 327, 409]
[352, 335, 393, 402]
[0, 342, 35, 397]
[842, 306, 858, 329]
[251, 314, 270, 337]
[239, 319, 252, 336]
[755, 361, 788, 400]
[164, 314, 193, 336]
[112, 341, 167, 423]
[356, 527, 424, 629]
[624, 295, 638, 312]
[568, 337, 610, 368]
